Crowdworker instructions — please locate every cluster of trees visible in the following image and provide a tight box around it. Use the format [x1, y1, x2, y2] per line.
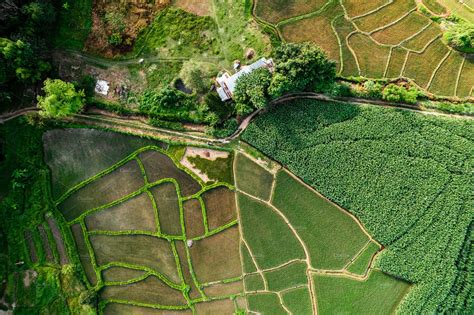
[0, 0, 58, 109]
[444, 21, 473, 53]
[233, 42, 336, 115]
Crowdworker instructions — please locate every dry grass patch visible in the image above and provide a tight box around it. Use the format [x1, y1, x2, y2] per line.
[385, 47, 408, 78]
[342, 0, 389, 18]
[100, 276, 187, 306]
[194, 299, 235, 314]
[189, 226, 241, 283]
[104, 303, 191, 315]
[349, 33, 391, 78]
[183, 199, 205, 238]
[102, 266, 146, 283]
[71, 224, 97, 286]
[201, 187, 236, 230]
[429, 52, 464, 96]
[401, 23, 441, 52]
[138, 150, 201, 196]
[403, 38, 449, 88]
[371, 12, 430, 45]
[59, 160, 145, 221]
[150, 183, 181, 236]
[255, 0, 327, 24]
[456, 56, 474, 98]
[353, 0, 417, 32]
[85, 193, 157, 232]
[90, 234, 180, 284]
[422, 0, 448, 15]
[203, 280, 243, 297]
[173, 0, 211, 16]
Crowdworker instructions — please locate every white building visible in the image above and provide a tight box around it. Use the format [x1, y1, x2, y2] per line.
[216, 57, 274, 101]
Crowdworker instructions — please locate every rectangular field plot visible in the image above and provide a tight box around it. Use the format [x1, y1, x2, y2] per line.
[45, 216, 69, 265]
[347, 242, 380, 275]
[238, 193, 305, 270]
[255, 0, 327, 24]
[403, 38, 449, 88]
[333, 15, 359, 76]
[282, 287, 313, 314]
[102, 266, 146, 283]
[194, 299, 235, 315]
[38, 224, 55, 263]
[313, 270, 411, 314]
[175, 241, 202, 300]
[247, 293, 287, 315]
[342, 0, 389, 18]
[43, 128, 163, 199]
[89, 234, 181, 284]
[201, 187, 236, 230]
[456, 56, 474, 98]
[203, 280, 243, 298]
[150, 183, 182, 236]
[138, 150, 201, 196]
[100, 276, 187, 306]
[234, 153, 273, 201]
[353, 0, 416, 32]
[264, 261, 307, 292]
[59, 160, 145, 221]
[348, 33, 391, 78]
[385, 47, 408, 78]
[401, 23, 441, 52]
[272, 170, 369, 270]
[189, 226, 242, 283]
[244, 274, 265, 292]
[103, 303, 191, 315]
[183, 199, 205, 238]
[371, 12, 430, 46]
[85, 192, 157, 232]
[71, 224, 97, 286]
[429, 52, 464, 96]
[423, 0, 447, 14]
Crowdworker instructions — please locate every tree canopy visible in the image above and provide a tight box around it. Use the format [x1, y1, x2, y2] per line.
[233, 68, 273, 115]
[444, 21, 473, 53]
[37, 79, 85, 118]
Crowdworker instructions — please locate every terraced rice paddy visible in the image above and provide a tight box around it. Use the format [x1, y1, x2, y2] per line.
[255, 0, 473, 98]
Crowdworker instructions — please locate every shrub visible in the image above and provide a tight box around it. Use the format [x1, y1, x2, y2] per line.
[382, 84, 421, 104]
[329, 82, 353, 97]
[443, 21, 473, 53]
[207, 118, 239, 138]
[363, 80, 383, 98]
[37, 79, 85, 118]
[179, 61, 218, 94]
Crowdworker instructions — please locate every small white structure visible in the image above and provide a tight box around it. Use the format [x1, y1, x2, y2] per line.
[95, 79, 110, 96]
[216, 57, 274, 101]
[186, 240, 194, 248]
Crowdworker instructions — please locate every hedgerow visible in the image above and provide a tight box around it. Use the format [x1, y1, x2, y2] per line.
[242, 99, 473, 312]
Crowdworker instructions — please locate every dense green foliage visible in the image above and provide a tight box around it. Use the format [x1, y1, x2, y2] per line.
[234, 68, 273, 115]
[444, 21, 473, 53]
[37, 79, 85, 118]
[269, 42, 336, 97]
[242, 99, 474, 312]
[54, 0, 92, 49]
[382, 83, 422, 104]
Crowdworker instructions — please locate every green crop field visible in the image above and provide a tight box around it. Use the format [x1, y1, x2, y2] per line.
[254, 0, 474, 98]
[243, 98, 474, 312]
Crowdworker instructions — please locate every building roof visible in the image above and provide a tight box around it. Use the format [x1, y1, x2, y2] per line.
[216, 57, 274, 101]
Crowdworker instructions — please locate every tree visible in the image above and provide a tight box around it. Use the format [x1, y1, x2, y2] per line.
[382, 84, 421, 104]
[233, 68, 272, 114]
[37, 79, 85, 118]
[179, 60, 217, 93]
[444, 22, 473, 53]
[269, 42, 336, 97]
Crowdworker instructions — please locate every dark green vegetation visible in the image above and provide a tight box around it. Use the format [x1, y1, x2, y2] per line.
[0, 118, 94, 312]
[243, 99, 474, 312]
[444, 21, 474, 53]
[54, 0, 92, 50]
[314, 271, 411, 314]
[37, 79, 85, 118]
[187, 154, 234, 184]
[44, 128, 242, 313]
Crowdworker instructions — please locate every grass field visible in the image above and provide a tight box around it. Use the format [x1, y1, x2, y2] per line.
[254, 0, 473, 98]
[255, 0, 327, 24]
[282, 287, 313, 314]
[438, 0, 474, 21]
[247, 293, 288, 314]
[429, 52, 465, 96]
[313, 270, 411, 314]
[234, 153, 274, 201]
[242, 98, 474, 312]
[264, 261, 307, 291]
[423, 0, 448, 15]
[347, 242, 380, 275]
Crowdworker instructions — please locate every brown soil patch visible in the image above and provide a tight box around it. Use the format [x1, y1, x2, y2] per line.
[37, 225, 54, 263]
[183, 198, 205, 238]
[176, 241, 202, 300]
[45, 216, 69, 265]
[189, 226, 241, 283]
[203, 280, 243, 298]
[150, 183, 181, 236]
[194, 299, 235, 314]
[71, 224, 97, 286]
[173, 0, 211, 16]
[138, 150, 201, 196]
[100, 275, 186, 306]
[85, 192, 157, 232]
[24, 230, 38, 264]
[202, 187, 236, 230]
[59, 159, 145, 221]
[85, 0, 170, 57]
[104, 303, 192, 314]
[22, 270, 38, 288]
[90, 234, 180, 284]
[102, 266, 146, 283]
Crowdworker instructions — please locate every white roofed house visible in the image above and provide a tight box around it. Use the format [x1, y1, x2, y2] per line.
[216, 57, 274, 101]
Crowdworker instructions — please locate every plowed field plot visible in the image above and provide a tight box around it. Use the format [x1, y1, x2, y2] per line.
[45, 129, 243, 313]
[234, 151, 408, 314]
[255, 0, 473, 98]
